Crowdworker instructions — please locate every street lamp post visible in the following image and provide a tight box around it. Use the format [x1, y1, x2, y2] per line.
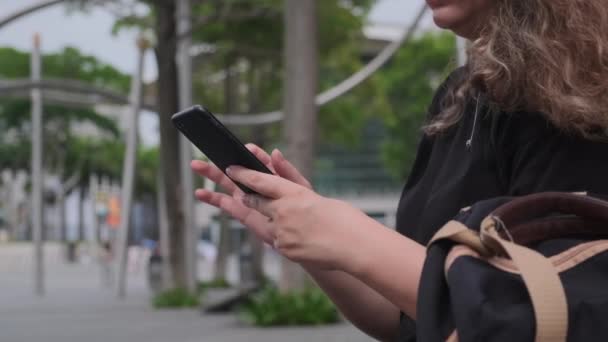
[115, 36, 148, 299]
[177, 0, 197, 294]
[31, 33, 44, 297]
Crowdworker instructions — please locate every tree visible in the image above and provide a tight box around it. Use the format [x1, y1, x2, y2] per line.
[192, 0, 383, 291]
[151, 0, 191, 289]
[0, 46, 131, 91]
[106, 0, 382, 291]
[0, 47, 130, 172]
[0, 46, 131, 240]
[191, 0, 380, 145]
[376, 32, 456, 180]
[279, 0, 318, 291]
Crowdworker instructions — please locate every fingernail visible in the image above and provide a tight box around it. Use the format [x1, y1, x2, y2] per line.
[276, 149, 285, 160]
[226, 167, 233, 176]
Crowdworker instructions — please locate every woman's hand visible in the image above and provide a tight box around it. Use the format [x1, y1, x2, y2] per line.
[191, 144, 311, 245]
[227, 166, 375, 273]
[193, 144, 425, 320]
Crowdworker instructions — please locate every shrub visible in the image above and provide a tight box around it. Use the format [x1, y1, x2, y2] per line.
[198, 278, 231, 294]
[152, 288, 199, 308]
[239, 285, 339, 326]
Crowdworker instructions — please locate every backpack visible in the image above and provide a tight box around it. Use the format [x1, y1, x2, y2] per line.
[416, 192, 608, 342]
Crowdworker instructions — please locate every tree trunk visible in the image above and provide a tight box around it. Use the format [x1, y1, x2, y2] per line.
[90, 174, 100, 245]
[154, 0, 188, 289]
[248, 227, 265, 283]
[78, 186, 85, 241]
[248, 63, 265, 284]
[214, 58, 236, 283]
[280, 0, 319, 292]
[2, 171, 19, 240]
[156, 168, 173, 290]
[58, 189, 66, 242]
[214, 212, 230, 282]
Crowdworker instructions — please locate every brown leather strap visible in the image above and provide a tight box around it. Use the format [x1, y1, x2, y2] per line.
[430, 220, 569, 342]
[492, 192, 608, 229]
[510, 217, 608, 245]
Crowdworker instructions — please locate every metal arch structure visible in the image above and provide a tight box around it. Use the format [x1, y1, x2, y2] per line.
[0, 0, 113, 29]
[0, 1, 429, 126]
[0, 0, 68, 29]
[0, 78, 158, 111]
[216, 4, 429, 126]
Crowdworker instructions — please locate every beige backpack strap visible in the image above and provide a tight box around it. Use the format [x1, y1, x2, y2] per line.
[480, 216, 568, 342]
[429, 220, 569, 342]
[428, 221, 491, 256]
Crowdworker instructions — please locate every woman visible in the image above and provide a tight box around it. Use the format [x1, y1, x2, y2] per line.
[191, 0, 608, 341]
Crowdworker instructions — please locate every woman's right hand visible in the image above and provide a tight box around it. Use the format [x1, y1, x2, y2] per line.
[191, 144, 312, 245]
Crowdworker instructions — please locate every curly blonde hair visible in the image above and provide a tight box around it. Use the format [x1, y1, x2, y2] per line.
[426, 0, 608, 138]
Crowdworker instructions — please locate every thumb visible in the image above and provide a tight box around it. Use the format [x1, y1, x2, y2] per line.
[271, 149, 312, 189]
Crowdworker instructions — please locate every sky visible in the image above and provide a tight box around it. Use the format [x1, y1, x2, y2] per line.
[0, 0, 436, 147]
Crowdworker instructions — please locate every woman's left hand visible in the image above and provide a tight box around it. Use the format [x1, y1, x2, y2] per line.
[226, 165, 371, 272]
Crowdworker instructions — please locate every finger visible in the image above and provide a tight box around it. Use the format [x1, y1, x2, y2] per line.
[226, 166, 303, 199]
[191, 160, 241, 195]
[246, 143, 277, 174]
[195, 188, 247, 217]
[246, 143, 271, 164]
[271, 149, 312, 189]
[195, 189, 275, 243]
[241, 194, 275, 218]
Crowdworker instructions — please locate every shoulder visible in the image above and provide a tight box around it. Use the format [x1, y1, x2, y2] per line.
[489, 110, 608, 195]
[490, 110, 552, 142]
[489, 110, 591, 149]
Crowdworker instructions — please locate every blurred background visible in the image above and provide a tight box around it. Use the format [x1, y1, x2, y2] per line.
[0, 0, 462, 341]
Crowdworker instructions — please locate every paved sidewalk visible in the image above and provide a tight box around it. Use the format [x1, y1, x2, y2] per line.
[0, 243, 374, 342]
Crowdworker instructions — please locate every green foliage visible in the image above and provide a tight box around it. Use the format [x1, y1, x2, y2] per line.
[0, 46, 131, 179]
[197, 278, 231, 294]
[135, 146, 159, 196]
[190, 0, 373, 60]
[317, 43, 391, 146]
[152, 287, 200, 308]
[376, 32, 457, 180]
[0, 101, 121, 184]
[112, 0, 381, 147]
[107, 0, 454, 190]
[239, 285, 339, 326]
[0, 46, 160, 196]
[0, 100, 119, 139]
[0, 140, 30, 171]
[191, 0, 283, 60]
[62, 139, 158, 196]
[0, 47, 130, 92]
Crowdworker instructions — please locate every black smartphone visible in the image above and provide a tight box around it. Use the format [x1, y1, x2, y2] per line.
[171, 105, 273, 195]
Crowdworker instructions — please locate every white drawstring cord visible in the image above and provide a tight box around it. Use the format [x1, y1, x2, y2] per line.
[466, 95, 480, 150]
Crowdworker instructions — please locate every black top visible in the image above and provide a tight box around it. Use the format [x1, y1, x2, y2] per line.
[395, 68, 608, 341]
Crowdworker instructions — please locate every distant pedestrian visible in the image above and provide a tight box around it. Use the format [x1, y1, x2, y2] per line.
[99, 241, 113, 287]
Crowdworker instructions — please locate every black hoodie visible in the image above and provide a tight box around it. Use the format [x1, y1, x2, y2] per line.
[395, 68, 608, 341]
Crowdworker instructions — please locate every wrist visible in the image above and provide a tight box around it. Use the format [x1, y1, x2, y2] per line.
[339, 211, 386, 278]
